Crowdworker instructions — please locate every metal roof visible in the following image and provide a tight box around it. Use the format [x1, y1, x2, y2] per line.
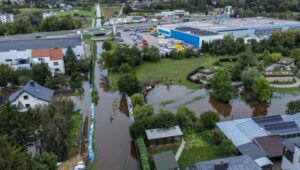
[237, 142, 268, 160]
[0, 36, 82, 52]
[263, 121, 300, 135]
[146, 126, 182, 140]
[9, 80, 54, 102]
[153, 151, 178, 170]
[254, 136, 284, 158]
[252, 115, 283, 126]
[186, 155, 262, 170]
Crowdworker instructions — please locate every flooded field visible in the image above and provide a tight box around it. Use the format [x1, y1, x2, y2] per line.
[147, 84, 300, 120]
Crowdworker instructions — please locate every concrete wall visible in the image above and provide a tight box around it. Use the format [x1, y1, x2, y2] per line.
[11, 91, 49, 111]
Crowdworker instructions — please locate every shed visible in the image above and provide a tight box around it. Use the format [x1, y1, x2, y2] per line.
[146, 126, 183, 146]
[153, 151, 178, 170]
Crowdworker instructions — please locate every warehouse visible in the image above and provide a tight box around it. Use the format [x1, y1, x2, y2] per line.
[157, 17, 300, 48]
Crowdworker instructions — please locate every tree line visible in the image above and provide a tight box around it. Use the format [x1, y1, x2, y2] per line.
[0, 14, 82, 36]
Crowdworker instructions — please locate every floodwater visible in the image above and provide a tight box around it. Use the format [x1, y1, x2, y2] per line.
[147, 84, 300, 120]
[94, 42, 138, 170]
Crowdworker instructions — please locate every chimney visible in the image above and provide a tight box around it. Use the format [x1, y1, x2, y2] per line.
[214, 161, 228, 170]
[29, 81, 35, 87]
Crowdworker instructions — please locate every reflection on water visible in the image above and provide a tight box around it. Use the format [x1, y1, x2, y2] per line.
[147, 84, 300, 120]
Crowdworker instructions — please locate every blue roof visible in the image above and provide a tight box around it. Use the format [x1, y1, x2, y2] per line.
[9, 80, 54, 102]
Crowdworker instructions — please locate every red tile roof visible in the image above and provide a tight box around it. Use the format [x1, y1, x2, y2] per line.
[32, 48, 63, 61]
[49, 48, 63, 60]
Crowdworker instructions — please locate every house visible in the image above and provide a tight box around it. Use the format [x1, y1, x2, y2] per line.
[153, 151, 178, 170]
[31, 48, 65, 76]
[146, 126, 183, 146]
[282, 137, 300, 170]
[9, 80, 54, 111]
[0, 35, 84, 70]
[0, 13, 14, 23]
[216, 114, 300, 168]
[277, 58, 295, 69]
[186, 155, 262, 170]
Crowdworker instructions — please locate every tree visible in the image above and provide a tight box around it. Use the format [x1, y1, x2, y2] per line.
[40, 16, 60, 31]
[33, 98, 74, 161]
[32, 152, 57, 170]
[211, 69, 233, 103]
[60, 15, 76, 30]
[31, 63, 51, 85]
[252, 78, 271, 102]
[119, 63, 133, 74]
[14, 14, 34, 34]
[0, 135, 32, 170]
[64, 47, 78, 75]
[238, 47, 257, 68]
[131, 93, 144, 107]
[290, 48, 300, 68]
[152, 110, 177, 128]
[117, 73, 140, 96]
[142, 46, 160, 61]
[241, 67, 261, 89]
[0, 64, 15, 87]
[199, 111, 220, 130]
[69, 72, 82, 89]
[102, 51, 116, 69]
[176, 106, 197, 128]
[286, 99, 300, 115]
[133, 104, 154, 121]
[220, 138, 238, 156]
[123, 3, 133, 14]
[103, 40, 112, 51]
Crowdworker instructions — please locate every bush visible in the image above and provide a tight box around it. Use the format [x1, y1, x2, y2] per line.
[103, 40, 112, 51]
[220, 138, 238, 156]
[210, 129, 225, 145]
[131, 93, 144, 107]
[199, 111, 220, 130]
[92, 88, 99, 104]
[286, 99, 300, 115]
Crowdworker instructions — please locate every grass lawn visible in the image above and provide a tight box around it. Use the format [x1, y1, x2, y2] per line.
[19, 8, 55, 13]
[57, 9, 95, 28]
[110, 57, 218, 90]
[100, 4, 122, 17]
[67, 112, 83, 158]
[178, 130, 226, 169]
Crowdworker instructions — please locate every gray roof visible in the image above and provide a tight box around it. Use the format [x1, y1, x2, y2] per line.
[146, 126, 182, 140]
[237, 142, 267, 160]
[9, 80, 54, 102]
[153, 151, 178, 170]
[283, 137, 300, 152]
[0, 36, 82, 52]
[186, 155, 262, 170]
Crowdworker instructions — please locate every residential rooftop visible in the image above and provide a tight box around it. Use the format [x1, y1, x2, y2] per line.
[283, 137, 300, 152]
[153, 151, 178, 170]
[186, 155, 262, 170]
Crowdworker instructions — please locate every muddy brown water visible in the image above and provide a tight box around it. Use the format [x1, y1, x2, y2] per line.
[147, 84, 300, 120]
[93, 42, 138, 170]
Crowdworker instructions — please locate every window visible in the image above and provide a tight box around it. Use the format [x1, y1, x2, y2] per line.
[5, 59, 12, 62]
[53, 62, 59, 66]
[23, 95, 29, 100]
[55, 68, 60, 72]
[38, 58, 44, 61]
[25, 104, 30, 108]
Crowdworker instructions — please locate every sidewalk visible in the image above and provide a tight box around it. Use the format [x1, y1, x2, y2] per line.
[175, 139, 186, 161]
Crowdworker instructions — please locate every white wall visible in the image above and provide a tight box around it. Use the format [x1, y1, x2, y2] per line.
[200, 34, 224, 47]
[282, 147, 300, 170]
[61, 45, 85, 59]
[31, 57, 65, 76]
[0, 49, 31, 69]
[11, 91, 49, 111]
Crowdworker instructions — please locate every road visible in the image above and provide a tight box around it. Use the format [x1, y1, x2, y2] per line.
[95, 3, 101, 27]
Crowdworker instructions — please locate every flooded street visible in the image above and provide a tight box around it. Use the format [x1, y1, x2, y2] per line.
[94, 42, 138, 170]
[147, 84, 300, 120]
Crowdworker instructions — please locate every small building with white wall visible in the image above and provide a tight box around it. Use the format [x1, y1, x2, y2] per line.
[0, 13, 14, 23]
[9, 80, 54, 111]
[31, 48, 65, 76]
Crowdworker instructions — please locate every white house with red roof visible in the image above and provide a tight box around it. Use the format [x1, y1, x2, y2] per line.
[31, 48, 65, 76]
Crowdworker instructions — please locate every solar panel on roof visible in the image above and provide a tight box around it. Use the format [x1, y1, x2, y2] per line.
[264, 121, 299, 132]
[175, 26, 218, 36]
[252, 115, 283, 125]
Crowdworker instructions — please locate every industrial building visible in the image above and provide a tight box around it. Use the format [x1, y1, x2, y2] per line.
[157, 17, 300, 48]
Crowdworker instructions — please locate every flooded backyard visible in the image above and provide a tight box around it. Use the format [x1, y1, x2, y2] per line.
[146, 84, 300, 120]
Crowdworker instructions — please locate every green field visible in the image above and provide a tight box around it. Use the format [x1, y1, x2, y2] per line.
[110, 57, 218, 90]
[100, 4, 122, 17]
[57, 9, 95, 28]
[178, 130, 225, 169]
